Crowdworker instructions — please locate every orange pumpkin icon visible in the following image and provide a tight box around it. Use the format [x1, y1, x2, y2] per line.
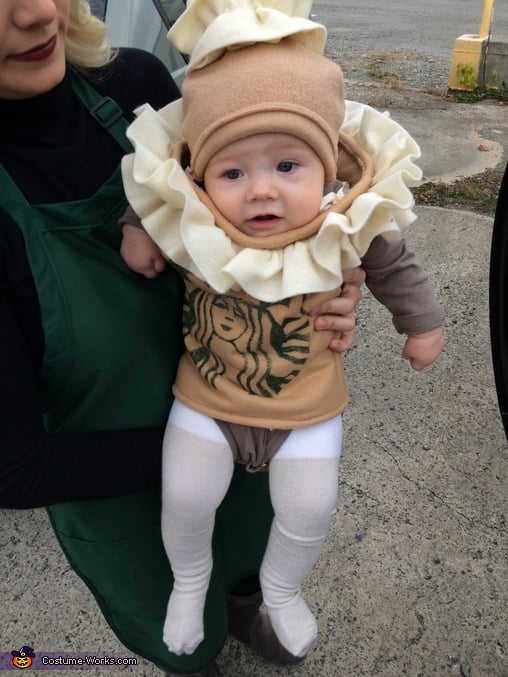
[11, 646, 34, 670]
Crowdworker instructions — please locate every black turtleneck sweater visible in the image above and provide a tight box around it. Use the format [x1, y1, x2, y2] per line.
[0, 48, 180, 508]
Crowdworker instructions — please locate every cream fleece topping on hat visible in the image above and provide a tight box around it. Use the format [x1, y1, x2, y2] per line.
[122, 99, 422, 303]
[169, 0, 327, 71]
[180, 39, 345, 182]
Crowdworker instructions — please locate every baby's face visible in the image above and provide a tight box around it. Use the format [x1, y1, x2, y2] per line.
[203, 133, 324, 238]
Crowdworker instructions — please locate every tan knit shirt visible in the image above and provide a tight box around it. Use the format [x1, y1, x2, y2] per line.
[174, 275, 347, 428]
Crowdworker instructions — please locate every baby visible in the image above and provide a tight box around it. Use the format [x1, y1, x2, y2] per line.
[121, 6, 444, 661]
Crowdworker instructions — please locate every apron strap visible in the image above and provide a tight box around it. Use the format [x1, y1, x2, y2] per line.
[69, 67, 133, 153]
[0, 69, 132, 200]
[90, 96, 124, 129]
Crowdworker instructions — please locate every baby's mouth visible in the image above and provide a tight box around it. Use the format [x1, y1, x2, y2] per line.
[244, 214, 283, 233]
[253, 214, 278, 221]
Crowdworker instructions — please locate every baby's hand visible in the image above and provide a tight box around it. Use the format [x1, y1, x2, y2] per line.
[120, 224, 167, 279]
[402, 327, 444, 371]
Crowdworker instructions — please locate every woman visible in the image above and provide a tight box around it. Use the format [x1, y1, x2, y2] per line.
[0, 2, 363, 675]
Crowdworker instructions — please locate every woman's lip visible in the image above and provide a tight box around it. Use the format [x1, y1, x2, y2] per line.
[10, 36, 57, 63]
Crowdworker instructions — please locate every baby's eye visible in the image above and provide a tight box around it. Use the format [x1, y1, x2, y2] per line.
[224, 168, 242, 180]
[278, 161, 297, 173]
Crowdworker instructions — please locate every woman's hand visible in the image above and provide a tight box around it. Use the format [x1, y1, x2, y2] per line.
[309, 268, 365, 353]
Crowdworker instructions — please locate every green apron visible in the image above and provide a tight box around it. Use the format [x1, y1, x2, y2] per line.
[0, 71, 272, 674]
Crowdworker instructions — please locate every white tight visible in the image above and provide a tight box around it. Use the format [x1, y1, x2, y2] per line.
[161, 400, 342, 657]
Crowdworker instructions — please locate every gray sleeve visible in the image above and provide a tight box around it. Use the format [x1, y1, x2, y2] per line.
[361, 235, 445, 335]
[118, 204, 143, 229]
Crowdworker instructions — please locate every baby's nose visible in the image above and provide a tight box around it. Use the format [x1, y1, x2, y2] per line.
[248, 172, 277, 200]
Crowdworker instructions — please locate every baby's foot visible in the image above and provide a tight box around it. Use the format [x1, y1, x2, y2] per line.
[163, 591, 205, 655]
[265, 594, 318, 658]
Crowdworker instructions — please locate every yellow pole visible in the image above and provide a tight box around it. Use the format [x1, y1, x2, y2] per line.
[478, 0, 495, 38]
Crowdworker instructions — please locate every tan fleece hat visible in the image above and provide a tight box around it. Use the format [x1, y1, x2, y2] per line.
[181, 39, 345, 183]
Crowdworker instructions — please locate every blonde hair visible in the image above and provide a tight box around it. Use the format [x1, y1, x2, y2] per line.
[66, 0, 117, 69]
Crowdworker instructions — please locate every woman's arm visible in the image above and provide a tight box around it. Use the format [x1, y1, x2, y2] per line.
[0, 292, 166, 509]
[0, 50, 182, 509]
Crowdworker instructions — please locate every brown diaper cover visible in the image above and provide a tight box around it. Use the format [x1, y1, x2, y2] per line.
[214, 420, 291, 472]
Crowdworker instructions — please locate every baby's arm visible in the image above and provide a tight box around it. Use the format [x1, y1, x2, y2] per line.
[362, 236, 444, 371]
[119, 206, 167, 279]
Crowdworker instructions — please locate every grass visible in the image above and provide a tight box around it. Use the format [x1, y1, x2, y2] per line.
[414, 167, 504, 215]
[366, 54, 405, 90]
[325, 47, 507, 214]
[449, 84, 508, 104]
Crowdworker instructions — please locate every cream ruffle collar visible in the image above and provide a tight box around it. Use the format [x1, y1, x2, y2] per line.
[122, 99, 422, 303]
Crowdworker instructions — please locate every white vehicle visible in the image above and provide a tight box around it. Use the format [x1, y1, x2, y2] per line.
[91, 0, 188, 87]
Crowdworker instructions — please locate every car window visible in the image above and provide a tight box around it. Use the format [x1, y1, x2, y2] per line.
[91, 0, 188, 88]
[89, 0, 107, 20]
[153, 0, 187, 28]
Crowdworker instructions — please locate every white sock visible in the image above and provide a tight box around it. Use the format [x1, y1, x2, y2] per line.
[163, 588, 207, 655]
[161, 420, 233, 655]
[266, 593, 318, 658]
[261, 456, 339, 657]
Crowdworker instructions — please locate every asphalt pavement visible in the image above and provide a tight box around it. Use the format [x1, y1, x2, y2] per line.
[1, 2, 508, 676]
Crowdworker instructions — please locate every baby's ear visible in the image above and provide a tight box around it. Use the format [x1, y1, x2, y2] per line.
[336, 143, 363, 186]
[170, 140, 192, 170]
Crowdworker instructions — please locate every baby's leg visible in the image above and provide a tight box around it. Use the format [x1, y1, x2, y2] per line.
[260, 416, 342, 658]
[161, 401, 234, 655]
